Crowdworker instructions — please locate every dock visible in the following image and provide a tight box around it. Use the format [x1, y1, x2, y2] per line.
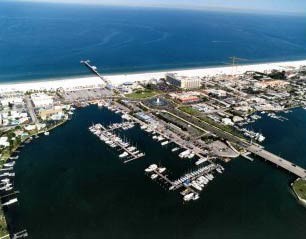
[89, 123, 145, 163]
[170, 164, 218, 190]
[81, 60, 109, 86]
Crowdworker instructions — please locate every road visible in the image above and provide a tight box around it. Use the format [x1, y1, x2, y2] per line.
[25, 96, 37, 123]
[248, 145, 306, 178]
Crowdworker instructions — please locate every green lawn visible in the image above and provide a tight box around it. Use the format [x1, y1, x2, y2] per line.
[179, 106, 199, 116]
[293, 178, 306, 201]
[125, 90, 159, 99]
[0, 208, 8, 237]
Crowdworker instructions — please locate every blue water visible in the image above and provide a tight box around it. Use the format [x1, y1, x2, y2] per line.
[1, 2, 306, 82]
[9, 106, 306, 238]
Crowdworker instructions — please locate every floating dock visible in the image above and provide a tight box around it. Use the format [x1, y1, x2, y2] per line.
[89, 123, 145, 163]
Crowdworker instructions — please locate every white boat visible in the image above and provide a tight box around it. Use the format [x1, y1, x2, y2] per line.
[145, 164, 158, 172]
[179, 150, 190, 158]
[257, 135, 265, 142]
[3, 162, 15, 167]
[188, 153, 195, 159]
[44, 131, 50, 136]
[157, 136, 164, 142]
[151, 174, 158, 180]
[119, 152, 129, 158]
[171, 147, 179, 152]
[2, 198, 18, 206]
[193, 193, 200, 201]
[161, 141, 169, 146]
[183, 193, 194, 201]
[137, 153, 145, 158]
[127, 146, 136, 151]
[140, 125, 147, 130]
[0, 173, 15, 177]
[195, 158, 208, 165]
[191, 181, 202, 191]
[216, 168, 223, 174]
[1, 178, 10, 183]
[158, 167, 166, 173]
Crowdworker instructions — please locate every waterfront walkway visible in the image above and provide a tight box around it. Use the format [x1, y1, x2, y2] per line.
[248, 145, 306, 178]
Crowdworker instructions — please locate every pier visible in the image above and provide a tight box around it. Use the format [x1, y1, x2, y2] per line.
[248, 145, 306, 178]
[170, 164, 218, 190]
[80, 60, 109, 86]
[89, 124, 145, 163]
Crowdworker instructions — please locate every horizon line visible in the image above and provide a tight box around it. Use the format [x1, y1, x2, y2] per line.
[4, 0, 305, 17]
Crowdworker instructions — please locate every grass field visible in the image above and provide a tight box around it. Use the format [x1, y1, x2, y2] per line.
[125, 90, 159, 99]
[293, 178, 306, 201]
[178, 106, 199, 116]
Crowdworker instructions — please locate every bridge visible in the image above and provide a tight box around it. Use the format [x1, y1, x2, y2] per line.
[248, 145, 306, 178]
[159, 109, 306, 179]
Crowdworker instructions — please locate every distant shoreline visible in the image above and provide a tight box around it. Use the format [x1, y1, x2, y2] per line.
[1, 59, 306, 92]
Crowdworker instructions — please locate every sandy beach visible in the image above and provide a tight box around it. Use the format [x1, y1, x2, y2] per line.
[1, 59, 306, 92]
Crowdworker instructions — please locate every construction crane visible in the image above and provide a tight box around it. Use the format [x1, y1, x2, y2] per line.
[228, 56, 249, 75]
[229, 56, 248, 67]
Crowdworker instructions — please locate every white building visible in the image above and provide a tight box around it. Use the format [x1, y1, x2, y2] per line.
[222, 118, 234, 126]
[166, 74, 201, 90]
[31, 93, 54, 108]
[0, 137, 10, 147]
[0, 96, 23, 107]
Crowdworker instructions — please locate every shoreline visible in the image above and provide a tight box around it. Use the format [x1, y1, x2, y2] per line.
[1, 59, 306, 92]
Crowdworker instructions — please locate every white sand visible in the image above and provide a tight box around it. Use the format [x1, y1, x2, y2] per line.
[1, 59, 306, 92]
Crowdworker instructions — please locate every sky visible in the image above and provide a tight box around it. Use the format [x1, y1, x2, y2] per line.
[11, 0, 306, 14]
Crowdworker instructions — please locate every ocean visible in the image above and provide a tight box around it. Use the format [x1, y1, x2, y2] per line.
[9, 106, 306, 239]
[2, 2, 306, 238]
[0, 2, 306, 82]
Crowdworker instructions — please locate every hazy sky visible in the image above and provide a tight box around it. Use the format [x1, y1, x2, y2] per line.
[12, 0, 306, 14]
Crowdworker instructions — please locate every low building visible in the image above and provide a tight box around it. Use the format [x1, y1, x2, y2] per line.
[0, 137, 10, 147]
[166, 74, 201, 90]
[39, 108, 63, 120]
[232, 116, 244, 123]
[0, 96, 23, 107]
[254, 80, 289, 89]
[222, 118, 234, 126]
[169, 92, 201, 104]
[31, 93, 54, 108]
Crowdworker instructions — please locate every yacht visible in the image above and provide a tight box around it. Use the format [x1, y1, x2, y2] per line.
[171, 147, 179, 152]
[3, 162, 15, 167]
[161, 141, 169, 146]
[188, 153, 195, 159]
[158, 167, 166, 173]
[192, 193, 200, 201]
[191, 181, 202, 191]
[195, 158, 207, 165]
[151, 174, 158, 180]
[145, 164, 158, 173]
[44, 131, 50, 136]
[183, 193, 194, 202]
[119, 152, 129, 158]
[2, 198, 18, 206]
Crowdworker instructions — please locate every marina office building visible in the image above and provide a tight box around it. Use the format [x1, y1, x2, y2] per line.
[166, 73, 201, 90]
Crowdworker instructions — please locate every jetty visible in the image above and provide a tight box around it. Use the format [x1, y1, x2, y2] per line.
[80, 60, 110, 86]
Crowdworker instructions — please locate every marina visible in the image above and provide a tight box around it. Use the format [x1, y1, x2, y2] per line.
[145, 163, 224, 201]
[89, 123, 145, 163]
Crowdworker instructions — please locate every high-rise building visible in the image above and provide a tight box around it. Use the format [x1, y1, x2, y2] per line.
[165, 73, 201, 90]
